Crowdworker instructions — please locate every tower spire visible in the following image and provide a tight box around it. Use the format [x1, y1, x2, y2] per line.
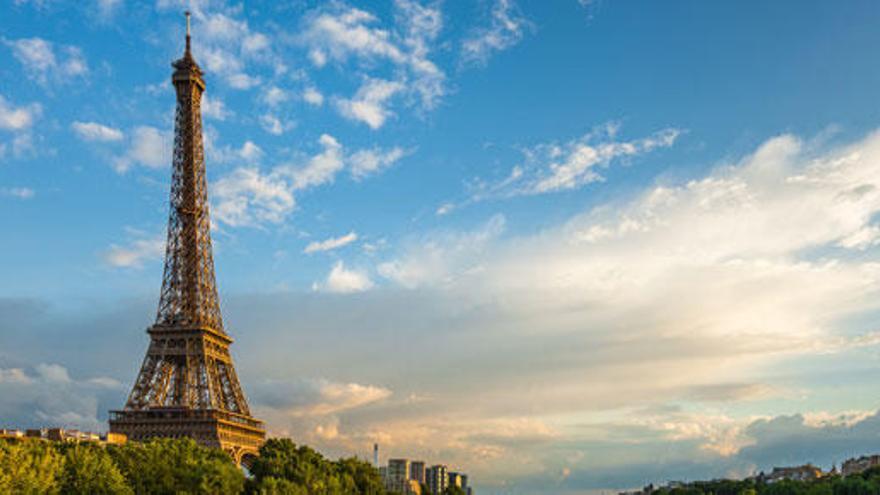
[185, 11, 191, 55]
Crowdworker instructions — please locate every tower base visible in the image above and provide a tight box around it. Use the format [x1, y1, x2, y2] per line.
[109, 407, 265, 466]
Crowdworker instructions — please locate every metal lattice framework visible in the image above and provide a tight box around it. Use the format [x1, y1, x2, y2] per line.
[110, 15, 265, 465]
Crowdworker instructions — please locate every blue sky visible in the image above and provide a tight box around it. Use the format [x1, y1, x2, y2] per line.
[5, 0, 880, 493]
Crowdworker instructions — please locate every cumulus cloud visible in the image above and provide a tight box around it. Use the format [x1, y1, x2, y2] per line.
[303, 86, 324, 106]
[210, 135, 407, 228]
[0, 95, 41, 131]
[71, 121, 123, 142]
[112, 126, 172, 173]
[261, 86, 290, 107]
[259, 113, 294, 135]
[212, 167, 296, 228]
[209, 138, 264, 165]
[201, 94, 231, 121]
[461, 0, 530, 66]
[281, 134, 345, 190]
[335, 78, 404, 129]
[313, 261, 374, 293]
[4, 37, 88, 86]
[0, 362, 123, 432]
[102, 230, 165, 268]
[304, 232, 359, 254]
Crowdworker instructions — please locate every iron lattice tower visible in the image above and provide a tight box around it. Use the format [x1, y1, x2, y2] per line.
[110, 14, 265, 465]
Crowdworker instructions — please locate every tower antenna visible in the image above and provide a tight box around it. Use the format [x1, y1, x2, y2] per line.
[185, 11, 191, 54]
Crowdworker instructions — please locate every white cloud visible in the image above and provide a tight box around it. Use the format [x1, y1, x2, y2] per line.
[112, 126, 171, 173]
[470, 125, 680, 199]
[259, 113, 294, 135]
[95, 0, 122, 20]
[0, 368, 30, 384]
[201, 94, 230, 120]
[209, 138, 264, 165]
[4, 37, 88, 86]
[262, 86, 290, 107]
[302, 1, 446, 114]
[304, 232, 359, 254]
[211, 167, 295, 228]
[350, 146, 408, 179]
[335, 78, 404, 129]
[314, 261, 374, 293]
[461, 0, 530, 66]
[209, 135, 405, 228]
[379, 214, 506, 289]
[282, 134, 345, 190]
[71, 121, 123, 142]
[303, 86, 324, 106]
[435, 202, 455, 216]
[154, 7, 278, 90]
[102, 231, 165, 268]
[0, 361, 122, 432]
[253, 378, 391, 417]
[1, 187, 35, 199]
[0, 95, 41, 131]
[239, 140, 263, 162]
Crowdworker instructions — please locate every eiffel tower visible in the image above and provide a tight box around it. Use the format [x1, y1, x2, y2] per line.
[109, 13, 265, 465]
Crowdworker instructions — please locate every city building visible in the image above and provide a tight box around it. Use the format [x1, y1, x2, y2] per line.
[763, 465, 824, 483]
[426, 464, 448, 494]
[449, 471, 465, 488]
[843, 455, 880, 476]
[4, 427, 126, 445]
[0, 429, 23, 439]
[386, 458, 422, 494]
[411, 460, 426, 484]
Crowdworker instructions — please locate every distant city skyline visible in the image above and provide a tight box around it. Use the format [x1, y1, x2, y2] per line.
[4, 1, 880, 494]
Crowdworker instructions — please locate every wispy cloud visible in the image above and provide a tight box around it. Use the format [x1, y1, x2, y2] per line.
[1, 187, 35, 199]
[301, 0, 446, 124]
[304, 232, 359, 254]
[350, 146, 408, 179]
[461, 0, 530, 66]
[467, 124, 680, 201]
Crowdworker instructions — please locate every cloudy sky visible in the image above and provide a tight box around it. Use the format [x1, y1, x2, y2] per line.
[4, 0, 880, 493]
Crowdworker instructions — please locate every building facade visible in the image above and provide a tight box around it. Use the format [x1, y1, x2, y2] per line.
[426, 464, 449, 494]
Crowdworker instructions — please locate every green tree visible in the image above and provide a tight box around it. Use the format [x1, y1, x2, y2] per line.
[443, 486, 467, 495]
[107, 438, 244, 494]
[336, 456, 385, 495]
[0, 439, 64, 494]
[58, 443, 132, 495]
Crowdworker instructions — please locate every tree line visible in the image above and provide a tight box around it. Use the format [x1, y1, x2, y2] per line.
[652, 467, 880, 495]
[0, 436, 464, 494]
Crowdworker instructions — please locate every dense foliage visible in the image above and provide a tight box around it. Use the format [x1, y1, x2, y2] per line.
[0, 437, 389, 495]
[247, 438, 386, 495]
[652, 467, 880, 495]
